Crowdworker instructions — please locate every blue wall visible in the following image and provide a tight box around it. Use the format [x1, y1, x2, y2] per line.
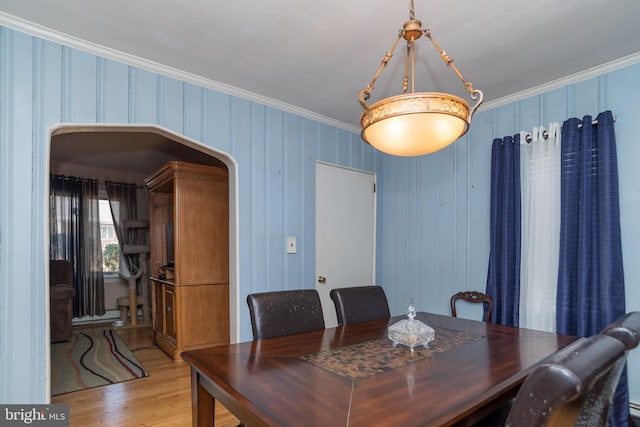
[378, 65, 640, 404]
[1, 25, 638, 405]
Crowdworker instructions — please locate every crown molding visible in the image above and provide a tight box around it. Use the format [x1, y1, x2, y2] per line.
[480, 52, 640, 112]
[2, 12, 640, 133]
[0, 12, 361, 134]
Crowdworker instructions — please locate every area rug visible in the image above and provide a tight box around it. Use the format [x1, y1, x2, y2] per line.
[51, 329, 149, 396]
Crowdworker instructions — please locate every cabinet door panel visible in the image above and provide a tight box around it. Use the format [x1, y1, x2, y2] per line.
[153, 280, 163, 333]
[165, 286, 176, 342]
[175, 172, 228, 284]
[176, 284, 230, 350]
[150, 193, 173, 277]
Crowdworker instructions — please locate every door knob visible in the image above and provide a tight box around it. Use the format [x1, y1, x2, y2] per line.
[317, 276, 326, 284]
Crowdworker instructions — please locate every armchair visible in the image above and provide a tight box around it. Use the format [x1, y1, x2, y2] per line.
[50, 260, 75, 342]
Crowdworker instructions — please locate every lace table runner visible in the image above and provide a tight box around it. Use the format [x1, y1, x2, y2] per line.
[299, 326, 484, 379]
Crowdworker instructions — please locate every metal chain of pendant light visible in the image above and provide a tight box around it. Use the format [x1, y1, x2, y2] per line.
[359, 0, 484, 156]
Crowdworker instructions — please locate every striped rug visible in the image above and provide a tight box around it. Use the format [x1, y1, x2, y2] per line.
[51, 329, 149, 396]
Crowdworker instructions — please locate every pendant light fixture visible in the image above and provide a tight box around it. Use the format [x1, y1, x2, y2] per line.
[359, 0, 483, 156]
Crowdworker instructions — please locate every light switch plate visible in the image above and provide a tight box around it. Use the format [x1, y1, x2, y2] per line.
[287, 236, 297, 254]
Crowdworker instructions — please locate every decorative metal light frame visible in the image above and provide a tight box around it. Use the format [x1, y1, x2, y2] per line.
[359, 0, 483, 156]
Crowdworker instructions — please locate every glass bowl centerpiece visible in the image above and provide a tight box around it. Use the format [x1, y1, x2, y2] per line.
[387, 297, 435, 353]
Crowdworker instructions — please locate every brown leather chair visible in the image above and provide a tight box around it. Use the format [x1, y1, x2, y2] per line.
[247, 290, 325, 340]
[599, 312, 640, 426]
[504, 334, 627, 427]
[450, 291, 492, 322]
[330, 285, 390, 326]
[601, 311, 640, 350]
[478, 313, 640, 427]
[50, 260, 75, 342]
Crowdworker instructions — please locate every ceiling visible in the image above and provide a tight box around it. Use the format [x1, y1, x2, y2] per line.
[49, 129, 227, 176]
[3, 0, 640, 170]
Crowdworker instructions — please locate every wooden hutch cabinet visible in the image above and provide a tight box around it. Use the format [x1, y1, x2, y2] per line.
[145, 161, 230, 361]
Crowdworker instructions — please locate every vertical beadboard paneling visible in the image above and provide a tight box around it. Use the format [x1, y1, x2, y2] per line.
[375, 155, 387, 298]
[541, 86, 569, 124]
[362, 137, 377, 174]
[377, 156, 393, 303]
[232, 98, 254, 340]
[437, 147, 456, 313]
[416, 154, 440, 314]
[41, 40, 62, 129]
[265, 107, 285, 289]
[388, 157, 411, 313]
[249, 102, 267, 294]
[100, 60, 129, 123]
[453, 135, 479, 319]
[11, 30, 37, 402]
[64, 48, 97, 122]
[158, 76, 184, 133]
[284, 114, 303, 288]
[31, 37, 48, 400]
[38, 39, 64, 404]
[185, 83, 204, 141]
[204, 89, 231, 153]
[302, 119, 318, 288]
[317, 123, 337, 162]
[130, 68, 158, 123]
[518, 95, 542, 131]
[598, 74, 608, 113]
[335, 128, 351, 166]
[404, 157, 418, 307]
[350, 133, 365, 170]
[374, 153, 385, 285]
[0, 25, 15, 402]
[573, 77, 600, 119]
[467, 111, 493, 296]
[493, 104, 518, 138]
[454, 137, 469, 296]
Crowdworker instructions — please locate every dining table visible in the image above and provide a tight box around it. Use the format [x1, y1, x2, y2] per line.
[182, 311, 578, 427]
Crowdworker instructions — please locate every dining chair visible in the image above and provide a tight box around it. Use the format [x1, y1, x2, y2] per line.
[246, 289, 325, 339]
[601, 311, 640, 350]
[599, 312, 640, 427]
[450, 291, 493, 322]
[504, 334, 628, 427]
[329, 285, 390, 326]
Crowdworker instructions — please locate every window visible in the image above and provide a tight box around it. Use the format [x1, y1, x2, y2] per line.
[101, 224, 115, 240]
[99, 199, 121, 273]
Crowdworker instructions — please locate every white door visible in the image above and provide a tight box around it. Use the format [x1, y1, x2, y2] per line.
[315, 162, 376, 328]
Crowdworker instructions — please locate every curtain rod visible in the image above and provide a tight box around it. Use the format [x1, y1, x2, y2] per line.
[570, 115, 616, 129]
[524, 116, 616, 143]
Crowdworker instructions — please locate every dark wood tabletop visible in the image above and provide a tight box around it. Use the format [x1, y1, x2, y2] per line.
[182, 312, 578, 427]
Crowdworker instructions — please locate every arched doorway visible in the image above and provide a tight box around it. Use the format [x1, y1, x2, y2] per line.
[47, 124, 240, 371]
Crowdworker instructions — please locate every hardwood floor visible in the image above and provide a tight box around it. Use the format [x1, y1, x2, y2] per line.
[51, 325, 240, 427]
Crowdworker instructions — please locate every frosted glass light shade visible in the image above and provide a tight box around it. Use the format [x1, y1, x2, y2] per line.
[361, 92, 471, 156]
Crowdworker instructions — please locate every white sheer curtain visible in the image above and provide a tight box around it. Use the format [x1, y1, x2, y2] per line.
[519, 123, 561, 332]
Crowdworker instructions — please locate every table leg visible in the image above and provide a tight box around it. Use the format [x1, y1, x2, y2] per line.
[191, 368, 215, 427]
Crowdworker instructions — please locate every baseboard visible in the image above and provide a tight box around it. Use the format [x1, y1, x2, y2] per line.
[630, 401, 640, 418]
[72, 309, 121, 325]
